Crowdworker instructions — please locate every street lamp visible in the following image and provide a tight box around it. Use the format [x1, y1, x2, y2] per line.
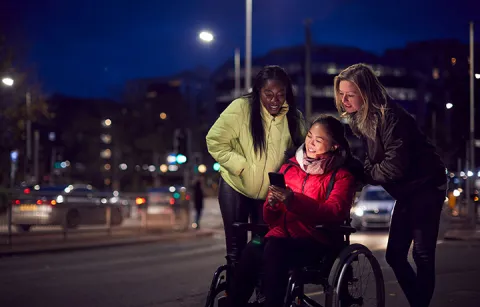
[2, 77, 14, 86]
[198, 31, 214, 42]
[198, 30, 241, 97]
[245, 0, 252, 92]
[1, 77, 33, 183]
[446, 102, 453, 109]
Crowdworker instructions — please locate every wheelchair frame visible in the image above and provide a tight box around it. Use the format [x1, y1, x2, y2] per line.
[205, 222, 385, 307]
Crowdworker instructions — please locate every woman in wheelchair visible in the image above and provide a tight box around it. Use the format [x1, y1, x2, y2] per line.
[228, 115, 363, 307]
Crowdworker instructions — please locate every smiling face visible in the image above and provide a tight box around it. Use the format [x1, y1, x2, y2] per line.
[260, 79, 286, 115]
[338, 80, 364, 113]
[304, 123, 338, 159]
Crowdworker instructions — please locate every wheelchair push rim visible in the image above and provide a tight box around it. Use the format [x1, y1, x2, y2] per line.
[328, 244, 385, 307]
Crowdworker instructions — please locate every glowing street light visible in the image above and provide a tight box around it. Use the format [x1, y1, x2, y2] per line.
[199, 31, 214, 42]
[2, 77, 14, 86]
[198, 30, 241, 97]
[446, 102, 453, 109]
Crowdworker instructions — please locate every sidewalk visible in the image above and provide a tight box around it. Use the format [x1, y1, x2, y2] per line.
[0, 228, 214, 256]
[442, 214, 480, 241]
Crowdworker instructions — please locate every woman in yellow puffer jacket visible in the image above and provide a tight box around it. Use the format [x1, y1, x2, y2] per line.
[206, 65, 306, 264]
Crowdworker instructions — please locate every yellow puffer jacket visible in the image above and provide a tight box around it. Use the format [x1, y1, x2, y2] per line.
[206, 97, 305, 200]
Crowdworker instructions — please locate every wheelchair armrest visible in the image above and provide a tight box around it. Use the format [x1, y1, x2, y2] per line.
[314, 224, 356, 234]
[232, 222, 269, 233]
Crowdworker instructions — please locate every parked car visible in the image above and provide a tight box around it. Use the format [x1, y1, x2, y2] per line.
[351, 185, 395, 230]
[12, 184, 123, 232]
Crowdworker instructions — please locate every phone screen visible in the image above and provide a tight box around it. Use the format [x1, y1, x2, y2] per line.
[268, 172, 286, 189]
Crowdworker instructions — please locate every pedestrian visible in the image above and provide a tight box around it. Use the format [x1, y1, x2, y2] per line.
[206, 65, 306, 265]
[334, 63, 448, 307]
[193, 178, 204, 229]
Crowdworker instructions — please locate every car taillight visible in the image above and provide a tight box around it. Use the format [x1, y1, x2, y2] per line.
[14, 199, 20, 205]
[24, 188, 30, 194]
[169, 197, 175, 205]
[36, 199, 57, 206]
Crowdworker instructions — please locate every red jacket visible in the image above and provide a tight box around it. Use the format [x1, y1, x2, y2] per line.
[263, 157, 356, 244]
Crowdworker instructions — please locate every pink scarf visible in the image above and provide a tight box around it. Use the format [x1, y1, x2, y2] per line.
[303, 151, 342, 175]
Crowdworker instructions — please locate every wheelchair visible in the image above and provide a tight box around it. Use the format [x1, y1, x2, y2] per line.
[205, 221, 385, 307]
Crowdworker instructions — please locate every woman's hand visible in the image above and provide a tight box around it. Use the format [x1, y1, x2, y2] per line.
[268, 185, 294, 207]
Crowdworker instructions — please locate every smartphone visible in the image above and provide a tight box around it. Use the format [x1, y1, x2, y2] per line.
[268, 172, 286, 189]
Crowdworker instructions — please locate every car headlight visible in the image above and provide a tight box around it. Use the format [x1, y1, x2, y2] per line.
[109, 197, 119, 203]
[354, 207, 364, 217]
[56, 195, 64, 203]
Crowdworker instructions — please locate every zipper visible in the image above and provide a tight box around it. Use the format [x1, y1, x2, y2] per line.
[256, 117, 274, 199]
[301, 174, 309, 193]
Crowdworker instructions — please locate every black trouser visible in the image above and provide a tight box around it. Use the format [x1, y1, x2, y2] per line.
[229, 237, 326, 307]
[194, 205, 203, 228]
[218, 177, 265, 264]
[385, 187, 445, 307]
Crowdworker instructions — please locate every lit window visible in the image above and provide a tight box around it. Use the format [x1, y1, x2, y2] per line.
[100, 134, 112, 144]
[100, 149, 112, 159]
[326, 63, 337, 74]
[146, 91, 157, 98]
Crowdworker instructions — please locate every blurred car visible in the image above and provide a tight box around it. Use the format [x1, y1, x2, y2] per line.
[12, 184, 123, 232]
[351, 185, 395, 230]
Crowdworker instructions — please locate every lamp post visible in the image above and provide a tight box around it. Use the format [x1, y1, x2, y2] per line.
[245, 0, 252, 93]
[198, 31, 241, 97]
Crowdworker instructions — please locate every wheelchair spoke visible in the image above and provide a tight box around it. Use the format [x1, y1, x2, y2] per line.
[342, 253, 381, 307]
[329, 244, 385, 307]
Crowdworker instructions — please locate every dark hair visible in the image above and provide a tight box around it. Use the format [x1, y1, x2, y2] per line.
[244, 65, 302, 157]
[311, 115, 364, 181]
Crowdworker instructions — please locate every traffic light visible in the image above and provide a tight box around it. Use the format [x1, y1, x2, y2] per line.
[173, 128, 189, 164]
[173, 129, 187, 155]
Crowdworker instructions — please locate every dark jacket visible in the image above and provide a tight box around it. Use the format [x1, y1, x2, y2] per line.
[363, 102, 447, 200]
[193, 182, 204, 208]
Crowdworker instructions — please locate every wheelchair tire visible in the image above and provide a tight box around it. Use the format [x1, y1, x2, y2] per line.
[326, 243, 385, 307]
[205, 265, 229, 307]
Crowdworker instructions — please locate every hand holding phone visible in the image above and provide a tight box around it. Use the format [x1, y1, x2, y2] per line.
[268, 172, 286, 189]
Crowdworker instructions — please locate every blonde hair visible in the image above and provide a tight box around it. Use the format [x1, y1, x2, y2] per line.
[334, 63, 389, 124]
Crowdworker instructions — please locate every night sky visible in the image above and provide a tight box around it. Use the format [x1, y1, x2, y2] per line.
[1, 0, 477, 98]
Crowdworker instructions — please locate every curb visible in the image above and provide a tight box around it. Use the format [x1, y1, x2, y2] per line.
[0, 230, 214, 257]
[442, 229, 480, 242]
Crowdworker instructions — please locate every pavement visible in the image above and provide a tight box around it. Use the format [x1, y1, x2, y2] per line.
[0, 229, 216, 256]
[441, 210, 480, 241]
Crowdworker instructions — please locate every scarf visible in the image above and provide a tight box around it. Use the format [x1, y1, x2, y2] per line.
[302, 151, 343, 175]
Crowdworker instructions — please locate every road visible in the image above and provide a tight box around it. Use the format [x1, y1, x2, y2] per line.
[1, 229, 479, 307]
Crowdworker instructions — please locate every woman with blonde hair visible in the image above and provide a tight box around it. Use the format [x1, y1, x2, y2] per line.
[334, 63, 447, 307]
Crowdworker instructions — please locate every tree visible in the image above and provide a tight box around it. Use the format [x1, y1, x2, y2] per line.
[0, 35, 52, 186]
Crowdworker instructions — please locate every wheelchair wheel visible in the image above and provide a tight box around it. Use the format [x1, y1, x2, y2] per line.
[205, 265, 229, 307]
[327, 244, 385, 307]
